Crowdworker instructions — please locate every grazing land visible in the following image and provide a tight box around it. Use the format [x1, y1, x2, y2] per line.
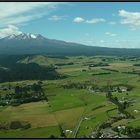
[0, 55, 140, 138]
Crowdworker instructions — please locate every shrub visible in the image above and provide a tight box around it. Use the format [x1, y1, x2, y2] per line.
[9, 121, 22, 129]
[9, 121, 31, 130]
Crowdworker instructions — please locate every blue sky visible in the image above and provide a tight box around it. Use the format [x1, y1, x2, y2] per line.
[1, 2, 140, 48]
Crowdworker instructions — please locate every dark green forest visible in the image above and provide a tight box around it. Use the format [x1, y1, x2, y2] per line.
[0, 55, 65, 82]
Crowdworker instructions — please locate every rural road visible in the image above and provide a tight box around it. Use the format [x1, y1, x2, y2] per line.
[72, 107, 86, 138]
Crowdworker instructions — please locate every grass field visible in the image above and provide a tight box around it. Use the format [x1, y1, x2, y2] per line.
[0, 55, 140, 138]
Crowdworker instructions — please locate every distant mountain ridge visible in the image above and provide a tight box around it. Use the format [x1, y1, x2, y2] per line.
[0, 33, 140, 56]
[4, 33, 46, 40]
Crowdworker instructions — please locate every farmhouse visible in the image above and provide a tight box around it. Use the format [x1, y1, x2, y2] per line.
[65, 130, 72, 133]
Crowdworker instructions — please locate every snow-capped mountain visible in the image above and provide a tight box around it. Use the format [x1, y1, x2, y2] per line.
[0, 32, 90, 54]
[4, 33, 46, 40]
[0, 32, 137, 56]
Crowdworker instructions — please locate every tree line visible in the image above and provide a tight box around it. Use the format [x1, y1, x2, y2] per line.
[0, 82, 48, 106]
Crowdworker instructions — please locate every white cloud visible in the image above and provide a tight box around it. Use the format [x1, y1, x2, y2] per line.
[0, 25, 22, 38]
[86, 18, 106, 24]
[0, 2, 64, 26]
[108, 21, 116, 25]
[48, 15, 66, 21]
[1, 13, 47, 25]
[105, 32, 117, 37]
[73, 17, 106, 24]
[73, 17, 85, 23]
[119, 10, 140, 28]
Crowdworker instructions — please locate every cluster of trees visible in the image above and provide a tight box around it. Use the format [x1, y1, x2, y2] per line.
[92, 72, 111, 76]
[101, 68, 119, 72]
[48, 55, 68, 59]
[0, 55, 67, 82]
[0, 82, 48, 106]
[0, 121, 31, 130]
[62, 80, 103, 91]
[104, 84, 133, 93]
[133, 64, 140, 66]
[123, 70, 140, 76]
[90, 83, 135, 138]
[94, 89, 134, 138]
[126, 56, 140, 61]
[0, 63, 65, 82]
[101, 57, 125, 62]
[106, 90, 134, 119]
[55, 62, 74, 66]
[62, 81, 133, 94]
[62, 81, 87, 89]
[94, 114, 127, 138]
[58, 124, 66, 138]
[92, 105, 105, 111]
[113, 126, 140, 138]
[88, 63, 109, 67]
[0, 55, 27, 67]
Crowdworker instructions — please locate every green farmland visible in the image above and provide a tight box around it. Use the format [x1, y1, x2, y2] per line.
[0, 55, 140, 138]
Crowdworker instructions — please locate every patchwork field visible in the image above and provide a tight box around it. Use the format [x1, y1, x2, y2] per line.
[0, 55, 140, 138]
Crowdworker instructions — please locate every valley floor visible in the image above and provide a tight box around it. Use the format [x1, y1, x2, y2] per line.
[0, 55, 140, 138]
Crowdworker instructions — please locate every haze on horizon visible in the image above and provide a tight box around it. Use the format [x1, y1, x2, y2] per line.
[0, 2, 140, 48]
